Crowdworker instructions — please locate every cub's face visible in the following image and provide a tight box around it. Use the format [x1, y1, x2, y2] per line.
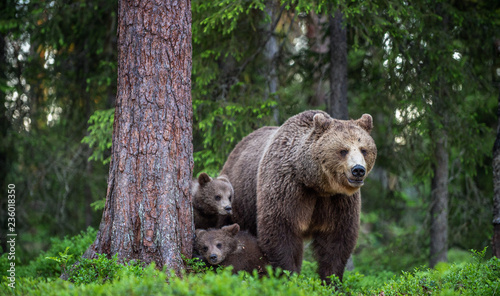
[311, 113, 377, 196]
[193, 173, 234, 215]
[194, 224, 240, 265]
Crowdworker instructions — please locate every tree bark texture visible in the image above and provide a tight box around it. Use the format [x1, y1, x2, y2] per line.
[430, 131, 449, 267]
[84, 0, 193, 273]
[328, 9, 348, 120]
[493, 84, 500, 258]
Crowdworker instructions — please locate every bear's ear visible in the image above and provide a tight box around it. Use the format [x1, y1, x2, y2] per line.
[313, 113, 331, 133]
[217, 174, 230, 184]
[356, 114, 373, 134]
[198, 173, 212, 187]
[195, 229, 206, 238]
[222, 223, 240, 236]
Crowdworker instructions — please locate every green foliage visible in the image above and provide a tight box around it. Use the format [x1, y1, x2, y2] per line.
[193, 99, 277, 175]
[67, 254, 144, 285]
[0, 227, 97, 278]
[90, 199, 106, 211]
[1, 0, 115, 261]
[1, 264, 338, 296]
[81, 108, 114, 165]
[2, 250, 499, 295]
[182, 254, 226, 275]
[376, 256, 500, 295]
[45, 247, 73, 276]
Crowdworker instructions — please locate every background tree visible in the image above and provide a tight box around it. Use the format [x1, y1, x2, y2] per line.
[328, 8, 348, 119]
[351, 0, 499, 268]
[1, 0, 117, 260]
[83, 0, 193, 272]
[493, 38, 500, 259]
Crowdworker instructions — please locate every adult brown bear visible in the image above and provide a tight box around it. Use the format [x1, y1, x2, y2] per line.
[220, 110, 376, 284]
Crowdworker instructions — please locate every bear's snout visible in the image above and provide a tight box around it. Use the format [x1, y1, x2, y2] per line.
[351, 165, 366, 178]
[347, 164, 366, 188]
[209, 254, 218, 263]
[224, 205, 232, 214]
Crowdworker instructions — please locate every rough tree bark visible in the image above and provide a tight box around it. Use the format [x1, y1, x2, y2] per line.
[430, 130, 449, 267]
[83, 0, 193, 273]
[328, 9, 348, 120]
[493, 82, 500, 259]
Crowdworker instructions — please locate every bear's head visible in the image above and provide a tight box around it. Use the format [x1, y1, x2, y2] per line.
[192, 173, 234, 216]
[194, 224, 240, 265]
[310, 113, 377, 196]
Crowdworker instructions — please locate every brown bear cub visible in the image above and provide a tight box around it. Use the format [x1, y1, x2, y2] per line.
[221, 110, 377, 284]
[192, 173, 234, 229]
[194, 223, 268, 275]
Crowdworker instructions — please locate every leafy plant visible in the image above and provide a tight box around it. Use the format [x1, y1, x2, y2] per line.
[13, 227, 97, 278]
[67, 253, 144, 285]
[81, 108, 115, 165]
[45, 247, 73, 275]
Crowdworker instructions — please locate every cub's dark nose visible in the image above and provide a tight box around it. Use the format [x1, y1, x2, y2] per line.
[351, 165, 366, 178]
[224, 206, 232, 213]
[209, 254, 218, 262]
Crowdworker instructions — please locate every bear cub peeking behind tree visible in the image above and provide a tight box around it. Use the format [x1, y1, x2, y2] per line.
[194, 223, 268, 275]
[192, 173, 234, 229]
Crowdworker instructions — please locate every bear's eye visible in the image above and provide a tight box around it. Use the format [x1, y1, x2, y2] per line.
[360, 148, 367, 156]
[216, 243, 222, 249]
[215, 195, 221, 201]
[229, 195, 232, 202]
[202, 246, 208, 252]
[340, 149, 348, 157]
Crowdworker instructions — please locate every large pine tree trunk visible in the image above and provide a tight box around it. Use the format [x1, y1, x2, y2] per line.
[84, 0, 193, 273]
[328, 9, 348, 120]
[493, 84, 500, 259]
[430, 131, 449, 267]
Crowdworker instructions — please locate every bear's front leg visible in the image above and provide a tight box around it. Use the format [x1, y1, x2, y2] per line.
[257, 219, 304, 274]
[312, 231, 355, 284]
[312, 193, 360, 284]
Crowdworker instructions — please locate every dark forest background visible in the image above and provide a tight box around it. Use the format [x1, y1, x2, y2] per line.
[1, 0, 500, 275]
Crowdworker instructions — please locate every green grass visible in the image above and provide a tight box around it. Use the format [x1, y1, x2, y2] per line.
[1, 229, 499, 295]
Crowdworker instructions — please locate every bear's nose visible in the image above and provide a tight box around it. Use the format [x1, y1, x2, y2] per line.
[209, 254, 218, 262]
[224, 206, 232, 213]
[351, 165, 366, 178]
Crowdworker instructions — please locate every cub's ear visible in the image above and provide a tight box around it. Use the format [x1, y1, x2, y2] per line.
[198, 173, 212, 186]
[222, 223, 240, 236]
[195, 229, 206, 238]
[356, 114, 373, 134]
[313, 113, 331, 133]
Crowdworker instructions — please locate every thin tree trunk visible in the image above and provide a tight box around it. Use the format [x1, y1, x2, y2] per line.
[0, 22, 9, 256]
[493, 83, 500, 258]
[328, 8, 353, 271]
[84, 0, 193, 273]
[264, 0, 280, 125]
[430, 131, 449, 267]
[328, 9, 348, 120]
[84, 152, 93, 227]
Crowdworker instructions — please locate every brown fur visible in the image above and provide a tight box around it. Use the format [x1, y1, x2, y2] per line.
[192, 173, 234, 229]
[194, 224, 269, 275]
[220, 127, 278, 235]
[221, 110, 377, 284]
